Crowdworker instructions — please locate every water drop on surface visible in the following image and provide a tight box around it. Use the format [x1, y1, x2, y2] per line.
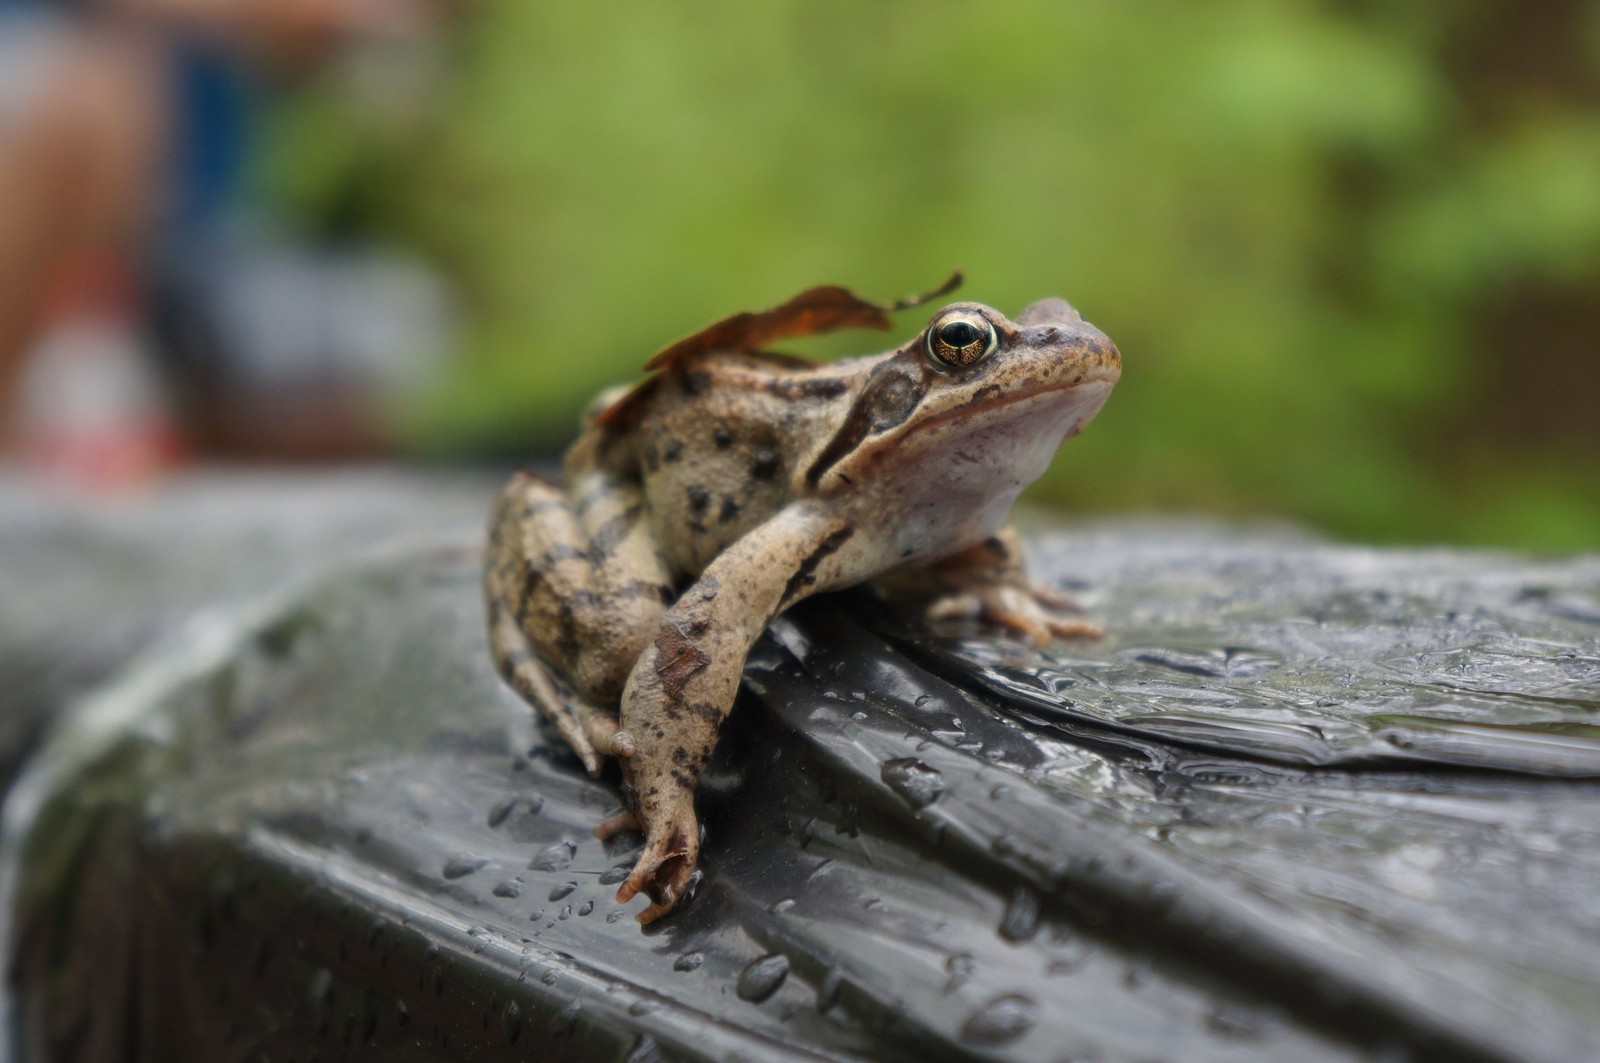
[599, 862, 631, 885]
[606, 907, 626, 923]
[626, 1034, 664, 1063]
[881, 758, 945, 809]
[547, 1000, 580, 1037]
[578, 900, 594, 916]
[487, 797, 517, 828]
[548, 881, 577, 901]
[960, 993, 1038, 1046]
[736, 954, 790, 1002]
[442, 857, 488, 880]
[529, 840, 577, 872]
[492, 880, 521, 899]
[999, 885, 1040, 942]
[770, 897, 796, 914]
[944, 952, 976, 992]
[674, 950, 704, 972]
[1207, 1002, 1266, 1039]
[308, 967, 334, 1010]
[502, 1000, 521, 1045]
[816, 966, 844, 1011]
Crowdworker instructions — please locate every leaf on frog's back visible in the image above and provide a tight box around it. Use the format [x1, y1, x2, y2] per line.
[640, 272, 962, 373]
[594, 273, 962, 431]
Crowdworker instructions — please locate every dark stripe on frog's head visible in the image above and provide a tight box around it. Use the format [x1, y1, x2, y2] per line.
[804, 356, 928, 487]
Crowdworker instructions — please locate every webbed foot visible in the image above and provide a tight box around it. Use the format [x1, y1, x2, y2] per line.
[928, 584, 1102, 645]
[612, 802, 700, 923]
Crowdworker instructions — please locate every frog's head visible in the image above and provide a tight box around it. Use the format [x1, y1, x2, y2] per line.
[805, 298, 1120, 502]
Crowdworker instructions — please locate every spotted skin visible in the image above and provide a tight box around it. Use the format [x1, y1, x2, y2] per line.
[487, 285, 1120, 921]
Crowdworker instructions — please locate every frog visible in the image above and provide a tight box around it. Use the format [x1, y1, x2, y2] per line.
[485, 274, 1120, 922]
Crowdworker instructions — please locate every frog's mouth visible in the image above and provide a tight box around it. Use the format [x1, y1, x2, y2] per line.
[911, 375, 1117, 441]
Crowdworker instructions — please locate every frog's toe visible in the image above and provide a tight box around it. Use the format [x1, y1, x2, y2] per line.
[1031, 584, 1085, 612]
[939, 585, 1101, 645]
[594, 808, 641, 840]
[615, 812, 700, 922]
[1041, 615, 1103, 640]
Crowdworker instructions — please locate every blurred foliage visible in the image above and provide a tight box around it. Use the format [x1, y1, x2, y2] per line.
[256, 0, 1600, 550]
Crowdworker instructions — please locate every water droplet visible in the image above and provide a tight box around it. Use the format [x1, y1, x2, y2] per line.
[487, 797, 518, 828]
[605, 907, 626, 923]
[502, 1000, 521, 1044]
[547, 1000, 580, 1038]
[960, 993, 1038, 1046]
[548, 881, 577, 901]
[395, 999, 410, 1028]
[674, 951, 704, 972]
[599, 863, 631, 885]
[492, 880, 521, 899]
[880, 758, 945, 809]
[625, 1034, 663, 1063]
[999, 885, 1040, 942]
[308, 967, 334, 1010]
[770, 897, 796, 914]
[529, 840, 577, 872]
[442, 857, 488, 880]
[628, 1000, 660, 1017]
[737, 954, 790, 1002]
[540, 968, 559, 986]
[1207, 1003, 1265, 1039]
[945, 952, 976, 992]
[578, 900, 594, 917]
[816, 966, 844, 1012]
[528, 909, 545, 922]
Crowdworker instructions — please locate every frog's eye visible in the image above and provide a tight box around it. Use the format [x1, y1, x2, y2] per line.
[924, 310, 998, 369]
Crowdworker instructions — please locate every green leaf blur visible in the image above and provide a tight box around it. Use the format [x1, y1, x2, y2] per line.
[260, 1, 1600, 551]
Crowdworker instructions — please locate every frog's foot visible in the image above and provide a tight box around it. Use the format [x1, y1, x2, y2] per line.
[614, 803, 700, 923]
[928, 584, 1102, 645]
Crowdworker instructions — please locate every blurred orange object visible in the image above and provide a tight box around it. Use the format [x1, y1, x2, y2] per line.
[8, 249, 187, 490]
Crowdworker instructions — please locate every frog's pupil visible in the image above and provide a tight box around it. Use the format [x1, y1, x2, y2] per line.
[940, 320, 980, 348]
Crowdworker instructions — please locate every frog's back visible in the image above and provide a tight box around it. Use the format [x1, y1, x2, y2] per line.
[582, 353, 862, 577]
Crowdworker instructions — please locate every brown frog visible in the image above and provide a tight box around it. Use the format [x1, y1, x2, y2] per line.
[485, 275, 1120, 921]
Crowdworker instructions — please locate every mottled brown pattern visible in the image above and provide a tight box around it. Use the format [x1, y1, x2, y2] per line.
[486, 282, 1120, 923]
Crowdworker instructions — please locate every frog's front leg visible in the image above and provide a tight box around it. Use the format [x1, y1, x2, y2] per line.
[879, 524, 1101, 645]
[609, 504, 847, 922]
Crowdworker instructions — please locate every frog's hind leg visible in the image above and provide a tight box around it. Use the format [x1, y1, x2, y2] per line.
[486, 470, 671, 773]
[487, 597, 625, 775]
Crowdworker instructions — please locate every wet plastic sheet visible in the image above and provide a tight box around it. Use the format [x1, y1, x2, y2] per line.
[6, 523, 1599, 1061]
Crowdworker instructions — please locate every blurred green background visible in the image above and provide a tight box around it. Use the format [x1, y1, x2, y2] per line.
[261, 0, 1600, 550]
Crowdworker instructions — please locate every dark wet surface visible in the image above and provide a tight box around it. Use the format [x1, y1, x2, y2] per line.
[6, 521, 1600, 1061]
